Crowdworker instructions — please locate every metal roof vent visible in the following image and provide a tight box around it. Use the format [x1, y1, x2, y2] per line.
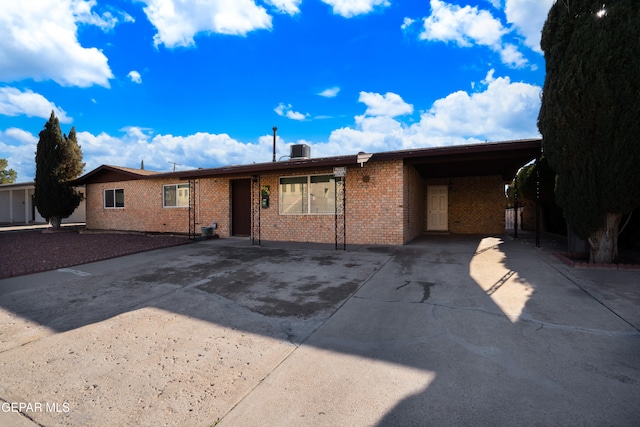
[290, 144, 311, 159]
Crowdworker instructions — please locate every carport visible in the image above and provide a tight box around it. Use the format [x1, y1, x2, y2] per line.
[374, 139, 542, 237]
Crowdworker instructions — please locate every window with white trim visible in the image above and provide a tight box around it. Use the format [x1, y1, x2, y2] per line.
[104, 188, 124, 208]
[279, 174, 340, 215]
[163, 183, 189, 207]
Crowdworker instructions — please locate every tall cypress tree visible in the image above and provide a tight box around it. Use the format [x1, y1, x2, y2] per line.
[34, 112, 85, 228]
[538, 0, 640, 263]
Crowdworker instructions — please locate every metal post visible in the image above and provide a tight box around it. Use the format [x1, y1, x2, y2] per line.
[333, 168, 346, 250]
[514, 178, 518, 239]
[257, 176, 261, 245]
[535, 158, 541, 248]
[188, 179, 196, 240]
[342, 175, 346, 250]
[251, 175, 261, 246]
[335, 178, 338, 251]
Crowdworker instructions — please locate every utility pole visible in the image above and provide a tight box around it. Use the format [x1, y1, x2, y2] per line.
[168, 161, 181, 171]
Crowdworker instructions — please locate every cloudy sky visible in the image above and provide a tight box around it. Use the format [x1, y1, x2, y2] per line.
[0, 0, 553, 181]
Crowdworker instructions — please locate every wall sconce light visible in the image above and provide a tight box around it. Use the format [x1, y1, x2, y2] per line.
[357, 152, 372, 167]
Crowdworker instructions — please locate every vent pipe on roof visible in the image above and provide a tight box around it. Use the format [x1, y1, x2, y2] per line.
[272, 126, 277, 162]
[290, 144, 311, 159]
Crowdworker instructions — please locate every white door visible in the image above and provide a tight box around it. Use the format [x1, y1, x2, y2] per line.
[427, 186, 448, 231]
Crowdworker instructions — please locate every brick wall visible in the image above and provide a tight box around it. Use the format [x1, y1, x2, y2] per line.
[346, 159, 405, 245]
[403, 165, 425, 243]
[246, 159, 406, 245]
[424, 175, 506, 234]
[86, 179, 190, 233]
[194, 178, 231, 237]
[86, 162, 505, 242]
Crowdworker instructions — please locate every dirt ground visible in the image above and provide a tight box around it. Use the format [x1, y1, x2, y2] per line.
[0, 229, 190, 279]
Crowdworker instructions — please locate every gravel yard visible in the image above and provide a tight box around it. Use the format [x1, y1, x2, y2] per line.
[0, 228, 190, 279]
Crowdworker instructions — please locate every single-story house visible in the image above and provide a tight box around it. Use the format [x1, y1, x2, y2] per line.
[73, 139, 541, 246]
[0, 182, 86, 225]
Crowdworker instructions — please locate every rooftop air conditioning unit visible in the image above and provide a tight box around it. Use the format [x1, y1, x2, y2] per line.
[290, 144, 311, 159]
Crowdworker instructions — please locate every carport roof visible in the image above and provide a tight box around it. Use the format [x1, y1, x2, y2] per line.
[74, 139, 541, 184]
[386, 138, 542, 180]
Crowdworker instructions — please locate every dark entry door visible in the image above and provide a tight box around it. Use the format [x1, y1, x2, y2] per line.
[231, 179, 251, 236]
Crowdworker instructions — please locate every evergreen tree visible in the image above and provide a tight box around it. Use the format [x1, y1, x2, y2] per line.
[0, 158, 17, 184]
[515, 158, 566, 235]
[538, 0, 640, 263]
[34, 112, 85, 228]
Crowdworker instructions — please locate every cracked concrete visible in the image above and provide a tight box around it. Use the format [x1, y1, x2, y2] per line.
[220, 236, 640, 426]
[0, 235, 639, 426]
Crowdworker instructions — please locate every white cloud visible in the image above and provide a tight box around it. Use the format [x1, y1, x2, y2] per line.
[409, 69, 541, 141]
[140, 0, 273, 48]
[0, 87, 72, 123]
[266, 0, 302, 15]
[417, 0, 533, 68]
[127, 71, 142, 84]
[504, 0, 554, 53]
[315, 70, 540, 156]
[486, 0, 502, 8]
[2, 70, 542, 182]
[0, 128, 39, 181]
[401, 17, 416, 31]
[73, 0, 134, 31]
[4, 127, 38, 145]
[275, 103, 308, 121]
[318, 87, 340, 98]
[420, 0, 506, 49]
[0, 0, 114, 87]
[500, 43, 527, 68]
[358, 92, 413, 117]
[321, 0, 391, 18]
[74, 127, 293, 174]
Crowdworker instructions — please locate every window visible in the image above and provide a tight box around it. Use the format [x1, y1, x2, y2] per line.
[279, 174, 340, 215]
[104, 189, 124, 208]
[163, 183, 190, 207]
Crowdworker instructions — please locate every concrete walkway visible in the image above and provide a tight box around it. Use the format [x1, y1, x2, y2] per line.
[0, 235, 638, 426]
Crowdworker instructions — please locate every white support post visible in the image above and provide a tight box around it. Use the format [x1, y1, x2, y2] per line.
[24, 188, 29, 224]
[8, 190, 13, 224]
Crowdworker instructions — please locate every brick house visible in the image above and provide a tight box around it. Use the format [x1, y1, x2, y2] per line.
[73, 139, 541, 246]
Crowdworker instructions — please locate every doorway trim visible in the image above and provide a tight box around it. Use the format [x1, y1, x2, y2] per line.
[427, 185, 448, 231]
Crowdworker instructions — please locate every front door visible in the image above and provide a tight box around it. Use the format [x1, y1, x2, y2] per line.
[427, 185, 448, 231]
[231, 179, 251, 236]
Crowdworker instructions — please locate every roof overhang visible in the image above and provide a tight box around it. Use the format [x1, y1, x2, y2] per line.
[72, 165, 160, 185]
[0, 181, 35, 190]
[176, 154, 359, 180]
[74, 139, 542, 185]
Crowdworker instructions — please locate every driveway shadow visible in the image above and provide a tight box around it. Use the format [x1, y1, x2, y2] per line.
[372, 235, 640, 426]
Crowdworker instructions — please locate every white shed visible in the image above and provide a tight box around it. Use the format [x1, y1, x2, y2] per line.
[0, 182, 86, 225]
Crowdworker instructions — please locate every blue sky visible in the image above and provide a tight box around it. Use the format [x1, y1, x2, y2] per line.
[0, 0, 553, 181]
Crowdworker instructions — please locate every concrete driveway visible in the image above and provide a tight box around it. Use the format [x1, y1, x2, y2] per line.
[0, 236, 638, 426]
